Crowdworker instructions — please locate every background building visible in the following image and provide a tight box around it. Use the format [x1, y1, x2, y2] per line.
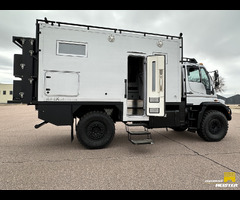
[0, 84, 13, 103]
[217, 94, 240, 104]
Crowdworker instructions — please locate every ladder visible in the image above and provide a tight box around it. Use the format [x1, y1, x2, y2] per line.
[125, 123, 153, 145]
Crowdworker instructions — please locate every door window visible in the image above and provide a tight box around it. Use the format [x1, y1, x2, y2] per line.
[188, 67, 200, 82]
[152, 61, 156, 92]
[187, 66, 211, 95]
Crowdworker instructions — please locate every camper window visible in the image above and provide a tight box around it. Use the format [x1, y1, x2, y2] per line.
[57, 41, 87, 57]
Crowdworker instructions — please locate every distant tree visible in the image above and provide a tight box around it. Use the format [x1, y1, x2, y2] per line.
[215, 76, 225, 93]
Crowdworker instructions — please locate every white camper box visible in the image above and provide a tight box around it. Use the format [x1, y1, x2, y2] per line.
[38, 23, 181, 121]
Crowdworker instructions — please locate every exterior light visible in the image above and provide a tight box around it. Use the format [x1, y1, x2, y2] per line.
[108, 35, 115, 42]
[156, 40, 163, 48]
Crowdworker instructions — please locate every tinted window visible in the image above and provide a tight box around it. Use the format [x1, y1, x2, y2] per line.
[57, 41, 87, 57]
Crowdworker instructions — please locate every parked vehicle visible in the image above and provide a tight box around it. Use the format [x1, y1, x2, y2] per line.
[11, 18, 232, 149]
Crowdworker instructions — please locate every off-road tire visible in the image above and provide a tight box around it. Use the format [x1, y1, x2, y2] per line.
[77, 111, 115, 149]
[197, 110, 228, 141]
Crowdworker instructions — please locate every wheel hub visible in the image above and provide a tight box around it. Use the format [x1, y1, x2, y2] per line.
[87, 121, 105, 140]
[209, 119, 222, 134]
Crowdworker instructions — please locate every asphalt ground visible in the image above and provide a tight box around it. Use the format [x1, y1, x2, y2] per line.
[0, 104, 240, 190]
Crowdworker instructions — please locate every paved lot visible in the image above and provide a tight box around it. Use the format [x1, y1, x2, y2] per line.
[0, 104, 240, 190]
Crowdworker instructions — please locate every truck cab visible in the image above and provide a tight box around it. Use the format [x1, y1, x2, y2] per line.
[178, 58, 232, 141]
[183, 58, 219, 105]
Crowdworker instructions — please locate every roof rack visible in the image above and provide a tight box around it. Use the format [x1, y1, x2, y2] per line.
[182, 57, 198, 64]
[36, 18, 184, 64]
[37, 18, 182, 40]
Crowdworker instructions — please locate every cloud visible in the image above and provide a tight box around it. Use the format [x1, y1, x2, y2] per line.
[0, 10, 239, 96]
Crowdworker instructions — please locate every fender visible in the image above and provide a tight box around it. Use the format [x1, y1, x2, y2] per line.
[197, 102, 232, 129]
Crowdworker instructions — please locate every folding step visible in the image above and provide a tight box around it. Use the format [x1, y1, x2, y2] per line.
[130, 138, 153, 145]
[125, 122, 153, 145]
[128, 130, 151, 135]
[188, 127, 197, 133]
[125, 123, 147, 127]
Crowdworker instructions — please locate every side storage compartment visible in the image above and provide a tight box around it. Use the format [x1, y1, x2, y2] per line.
[44, 70, 80, 97]
[12, 36, 37, 104]
[13, 54, 23, 78]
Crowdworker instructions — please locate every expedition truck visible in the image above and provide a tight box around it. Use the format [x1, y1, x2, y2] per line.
[10, 18, 232, 149]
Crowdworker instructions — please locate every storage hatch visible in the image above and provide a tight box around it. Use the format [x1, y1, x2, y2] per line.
[44, 70, 80, 96]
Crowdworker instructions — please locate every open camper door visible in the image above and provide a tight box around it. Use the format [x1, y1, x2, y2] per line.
[147, 55, 165, 117]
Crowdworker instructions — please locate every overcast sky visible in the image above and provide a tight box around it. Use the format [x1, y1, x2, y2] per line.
[0, 10, 240, 96]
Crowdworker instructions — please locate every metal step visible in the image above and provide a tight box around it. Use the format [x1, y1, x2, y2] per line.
[188, 127, 197, 132]
[125, 122, 153, 145]
[127, 130, 151, 135]
[125, 123, 147, 127]
[130, 138, 153, 145]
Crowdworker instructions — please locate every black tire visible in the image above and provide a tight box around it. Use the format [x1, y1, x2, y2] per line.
[77, 111, 115, 149]
[197, 110, 228, 141]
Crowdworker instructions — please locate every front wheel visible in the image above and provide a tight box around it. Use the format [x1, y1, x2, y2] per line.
[197, 110, 228, 141]
[77, 111, 115, 149]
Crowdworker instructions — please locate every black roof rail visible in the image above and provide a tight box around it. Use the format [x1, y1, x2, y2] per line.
[37, 18, 182, 40]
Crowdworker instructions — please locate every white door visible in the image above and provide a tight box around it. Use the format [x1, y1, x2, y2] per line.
[147, 55, 165, 117]
[44, 70, 80, 97]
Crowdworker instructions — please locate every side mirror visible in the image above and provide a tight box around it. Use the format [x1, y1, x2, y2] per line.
[214, 71, 220, 87]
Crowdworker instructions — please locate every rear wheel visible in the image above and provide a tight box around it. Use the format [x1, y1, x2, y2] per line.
[197, 110, 228, 141]
[77, 111, 115, 149]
